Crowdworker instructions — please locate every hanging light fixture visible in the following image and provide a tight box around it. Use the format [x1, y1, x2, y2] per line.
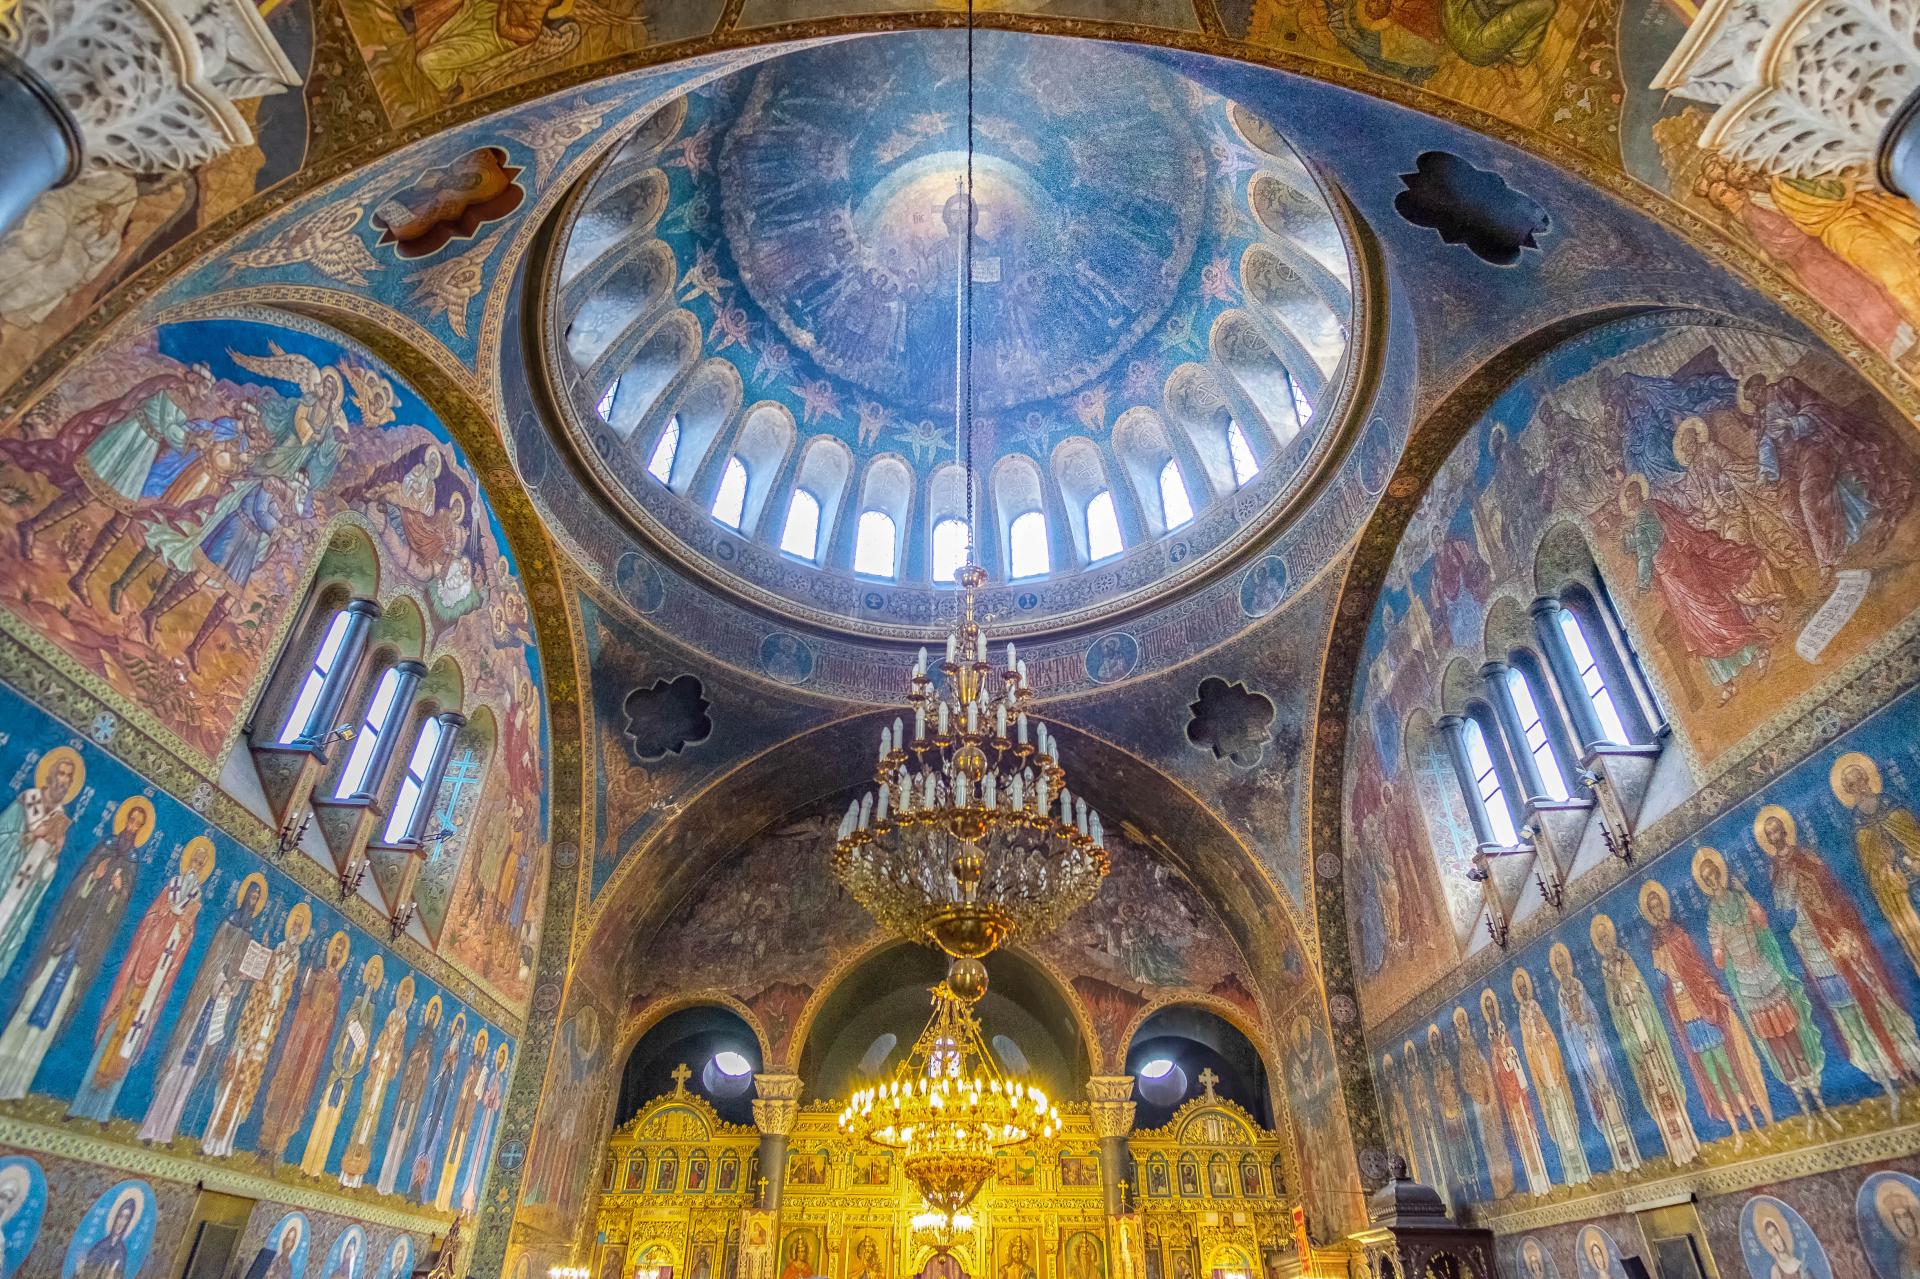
[832, 3, 1100, 1242]
[838, 983, 1060, 1231]
[830, 0, 1108, 1010]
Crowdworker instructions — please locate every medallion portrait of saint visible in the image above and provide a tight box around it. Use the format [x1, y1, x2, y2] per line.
[1857, 1172, 1920, 1279]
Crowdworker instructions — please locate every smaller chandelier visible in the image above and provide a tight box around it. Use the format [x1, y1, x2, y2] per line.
[910, 1209, 975, 1256]
[839, 981, 1060, 1217]
[834, 566, 1108, 997]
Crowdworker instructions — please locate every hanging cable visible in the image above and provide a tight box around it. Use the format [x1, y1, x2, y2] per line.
[961, 0, 977, 564]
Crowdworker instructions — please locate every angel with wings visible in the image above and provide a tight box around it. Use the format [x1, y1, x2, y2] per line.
[228, 343, 399, 444]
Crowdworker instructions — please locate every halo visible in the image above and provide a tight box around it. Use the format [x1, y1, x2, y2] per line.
[1673, 416, 1709, 463]
[34, 747, 85, 801]
[276, 1214, 306, 1246]
[495, 1043, 510, 1066]
[1617, 472, 1650, 516]
[1510, 967, 1532, 997]
[1691, 846, 1728, 890]
[235, 872, 269, 914]
[474, 1027, 489, 1053]
[1875, 1176, 1920, 1220]
[285, 902, 312, 942]
[0, 1164, 29, 1206]
[363, 953, 385, 987]
[1831, 752, 1883, 805]
[1450, 1005, 1470, 1028]
[107, 1184, 145, 1227]
[1588, 912, 1616, 946]
[424, 994, 444, 1023]
[1479, 987, 1499, 1016]
[1752, 805, 1796, 850]
[395, 974, 416, 1004]
[1749, 1199, 1789, 1242]
[1639, 880, 1671, 919]
[1548, 941, 1573, 973]
[180, 836, 216, 879]
[113, 796, 157, 843]
[325, 931, 351, 969]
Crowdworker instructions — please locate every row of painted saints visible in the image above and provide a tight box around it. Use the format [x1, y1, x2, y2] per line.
[1379, 749, 1920, 1204]
[0, 745, 509, 1209]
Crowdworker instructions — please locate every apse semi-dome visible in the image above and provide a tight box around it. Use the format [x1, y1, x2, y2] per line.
[541, 32, 1359, 638]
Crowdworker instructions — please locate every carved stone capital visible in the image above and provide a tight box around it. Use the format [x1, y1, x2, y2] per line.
[2, 0, 298, 175]
[1651, 0, 1920, 185]
[1086, 1074, 1138, 1139]
[751, 1073, 804, 1136]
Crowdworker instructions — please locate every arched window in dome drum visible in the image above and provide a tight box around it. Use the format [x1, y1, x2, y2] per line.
[596, 379, 618, 420]
[1227, 421, 1260, 487]
[1160, 460, 1195, 531]
[1504, 665, 1571, 801]
[791, 438, 855, 562]
[711, 456, 748, 530]
[781, 489, 823, 561]
[854, 510, 898, 579]
[1085, 491, 1122, 562]
[1009, 511, 1051, 579]
[646, 416, 680, 485]
[1461, 713, 1519, 846]
[931, 517, 969, 585]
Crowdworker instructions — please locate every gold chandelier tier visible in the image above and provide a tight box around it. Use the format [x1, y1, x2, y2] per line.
[838, 982, 1060, 1217]
[834, 567, 1109, 979]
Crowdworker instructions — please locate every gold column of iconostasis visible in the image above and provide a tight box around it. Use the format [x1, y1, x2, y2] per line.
[590, 1074, 1303, 1279]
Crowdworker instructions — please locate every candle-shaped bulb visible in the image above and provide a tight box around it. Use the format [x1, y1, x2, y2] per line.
[947, 633, 958, 665]
[984, 774, 997, 807]
[1060, 787, 1072, 823]
[893, 717, 904, 751]
[1012, 774, 1025, 808]
[1006, 641, 1016, 671]
[957, 773, 970, 806]
[924, 773, 937, 808]
[915, 706, 926, 741]
[1017, 712, 1029, 746]
[917, 645, 929, 677]
[877, 787, 890, 822]
[859, 792, 873, 830]
[879, 726, 891, 762]
[1036, 777, 1049, 814]
[977, 631, 987, 663]
[1075, 796, 1088, 835]
[938, 702, 950, 735]
[1090, 812, 1103, 845]
[996, 703, 1007, 738]
[1017, 658, 1029, 683]
[966, 700, 978, 734]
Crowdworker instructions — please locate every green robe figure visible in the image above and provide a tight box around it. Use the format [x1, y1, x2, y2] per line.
[1694, 847, 1835, 1129]
[1590, 911, 1702, 1165]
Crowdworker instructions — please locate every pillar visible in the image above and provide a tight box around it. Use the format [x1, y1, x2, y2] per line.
[1087, 1074, 1137, 1218]
[290, 598, 381, 754]
[334, 660, 426, 803]
[1434, 715, 1497, 847]
[1, 0, 300, 234]
[1530, 597, 1606, 752]
[1479, 660, 1548, 804]
[752, 1073, 803, 1213]
[0, 50, 79, 238]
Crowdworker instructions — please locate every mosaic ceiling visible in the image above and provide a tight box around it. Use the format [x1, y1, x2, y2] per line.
[541, 33, 1357, 637]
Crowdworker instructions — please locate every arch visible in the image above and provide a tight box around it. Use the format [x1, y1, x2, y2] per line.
[1050, 437, 1112, 566]
[607, 309, 701, 445]
[665, 359, 747, 507]
[1240, 243, 1347, 381]
[788, 435, 855, 563]
[852, 454, 914, 578]
[567, 239, 678, 374]
[786, 936, 1098, 1094]
[561, 170, 670, 288]
[1211, 311, 1313, 446]
[1246, 172, 1349, 286]
[1111, 408, 1182, 535]
[250, 523, 383, 755]
[617, 1000, 767, 1125]
[617, 993, 774, 1076]
[727, 402, 797, 537]
[924, 461, 972, 583]
[990, 452, 1048, 579]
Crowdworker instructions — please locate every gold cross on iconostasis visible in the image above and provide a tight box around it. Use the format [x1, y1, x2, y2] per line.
[671, 1062, 692, 1093]
[1197, 1068, 1219, 1100]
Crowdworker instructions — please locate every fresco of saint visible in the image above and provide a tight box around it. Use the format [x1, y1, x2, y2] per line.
[259, 930, 351, 1160]
[1480, 989, 1553, 1194]
[202, 901, 309, 1157]
[1510, 968, 1590, 1183]
[1693, 848, 1836, 1129]
[0, 747, 85, 981]
[1757, 804, 1920, 1112]
[1449, 1006, 1514, 1199]
[1546, 943, 1640, 1172]
[137, 872, 270, 1146]
[341, 975, 416, 1188]
[379, 996, 444, 1197]
[1637, 880, 1771, 1146]
[69, 837, 213, 1122]
[0, 792, 142, 1099]
[1425, 1022, 1488, 1198]
[1590, 911, 1701, 1165]
[1834, 753, 1920, 976]
[301, 954, 382, 1175]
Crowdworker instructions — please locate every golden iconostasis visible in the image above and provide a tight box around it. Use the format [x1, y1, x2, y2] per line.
[589, 1077, 1301, 1279]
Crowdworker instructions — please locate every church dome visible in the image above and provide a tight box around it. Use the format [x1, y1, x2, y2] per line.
[539, 32, 1359, 638]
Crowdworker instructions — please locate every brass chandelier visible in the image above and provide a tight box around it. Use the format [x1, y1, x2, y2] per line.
[837, 982, 1060, 1220]
[831, 573, 1110, 1000]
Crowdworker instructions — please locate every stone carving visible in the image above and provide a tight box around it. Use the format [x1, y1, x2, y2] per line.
[2, 0, 298, 173]
[1087, 1075, 1139, 1139]
[750, 1073, 803, 1136]
[1652, 0, 1920, 184]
